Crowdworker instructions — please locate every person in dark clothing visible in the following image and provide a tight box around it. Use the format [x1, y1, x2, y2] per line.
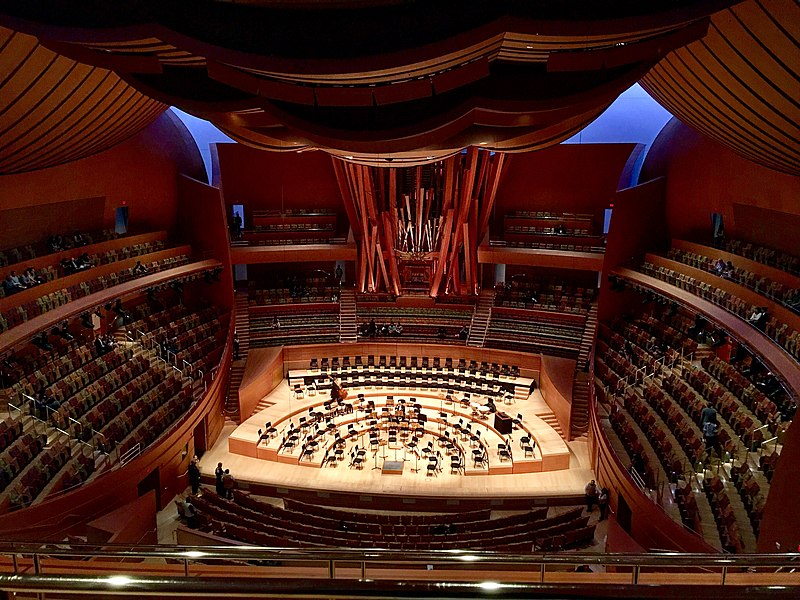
[703, 418, 720, 458]
[222, 469, 235, 499]
[215, 462, 224, 496]
[188, 456, 201, 495]
[233, 334, 240, 360]
[598, 488, 609, 521]
[700, 402, 717, 425]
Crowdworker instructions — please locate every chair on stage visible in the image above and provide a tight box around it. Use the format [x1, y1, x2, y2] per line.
[310, 358, 319, 371]
[450, 455, 462, 474]
[513, 413, 523, 429]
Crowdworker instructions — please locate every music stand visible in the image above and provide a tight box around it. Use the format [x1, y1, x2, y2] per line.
[371, 446, 381, 470]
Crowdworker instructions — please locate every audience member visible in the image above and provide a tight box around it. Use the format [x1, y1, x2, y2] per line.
[584, 479, 598, 512]
[188, 456, 201, 495]
[598, 488, 609, 521]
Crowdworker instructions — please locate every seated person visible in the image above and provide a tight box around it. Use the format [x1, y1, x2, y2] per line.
[72, 231, 87, 247]
[3, 272, 25, 294]
[713, 258, 726, 275]
[722, 261, 735, 279]
[132, 260, 148, 276]
[748, 307, 768, 330]
[76, 252, 92, 270]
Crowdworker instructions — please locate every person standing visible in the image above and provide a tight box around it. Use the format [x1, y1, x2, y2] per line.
[598, 488, 609, 521]
[215, 462, 224, 496]
[703, 418, 720, 458]
[222, 469, 236, 499]
[188, 456, 201, 495]
[584, 480, 599, 512]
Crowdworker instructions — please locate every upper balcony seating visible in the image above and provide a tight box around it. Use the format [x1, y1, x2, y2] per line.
[0, 253, 191, 334]
[498, 211, 604, 253]
[723, 239, 799, 277]
[189, 489, 595, 552]
[667, 247, 800, 313]
[641, 261, 800, 363]
[250, 281, 339, 306]
[0, 229, 116, 269]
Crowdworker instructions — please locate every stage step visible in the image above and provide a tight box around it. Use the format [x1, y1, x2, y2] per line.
[576, 302, 598, 370]
[569, 371, 592, 441]
[534, 410, 565, 440]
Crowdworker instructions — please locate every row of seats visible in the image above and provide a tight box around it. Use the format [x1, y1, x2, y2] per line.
[667, 248, 800, 312]
[0, 254, 190, 334]
[190, 490, 594, 552]
[495, 283, 594, 313]
[489, 240, 606, 254]
[506, 225, 594, 237]
[250, 305, 339, 348]
[724, 239, 799, 277]
[486, 311, 585, 359]
[641, 262, 800, 361]
[0, 229, 115, 268]
[310, 355, 520, 378]
[356, 305, 472, 345]
[1, 440, 71, 514]
[250, 285, 339, 306]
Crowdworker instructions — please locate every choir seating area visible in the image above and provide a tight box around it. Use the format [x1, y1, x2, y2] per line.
[356, 300, 473, 344]
[188, 489, 596, 552]
[486, 308, 586, 359]
[494, 280, 595, 313]
[249, 304, 340, 348]
[596, 298, 791, 553]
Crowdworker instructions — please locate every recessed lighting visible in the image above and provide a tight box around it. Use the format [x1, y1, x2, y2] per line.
[479, 142, 487, 146]
[426, 156, 434, 160]
[526, 45, 532, 49]
[107, 576, 133, 586]
[345, 155, 354, 159]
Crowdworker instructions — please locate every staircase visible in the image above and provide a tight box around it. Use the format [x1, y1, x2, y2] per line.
[533, 408, 566, 440]
[466, 289, 494, 347]
[570, 371, 591, 441]
[224, 291, 251, 425]
[339, 286, 358, 343]
[577, 302, 598, 370]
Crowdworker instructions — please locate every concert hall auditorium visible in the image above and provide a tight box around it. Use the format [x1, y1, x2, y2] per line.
[0, 0, 797, 597]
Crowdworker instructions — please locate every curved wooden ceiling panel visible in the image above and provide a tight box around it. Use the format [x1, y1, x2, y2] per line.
[0, 1, 733, 164]
[0, 26, 166, 174]
[640, 0, 800, 176]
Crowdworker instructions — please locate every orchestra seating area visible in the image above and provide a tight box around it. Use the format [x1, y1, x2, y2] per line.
[189, 489, 596, 552]
[596, 301, 789, 553]
[356, 301, 473, 344]
[0, 287, 230, 512]
[640, 261, 800, 362]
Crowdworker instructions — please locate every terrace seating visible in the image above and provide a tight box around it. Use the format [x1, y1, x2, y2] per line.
[723, 239, 799, 277]
[667, 247, 800, 313]
[0, 252, 191, 334]
[640, 261, 800, 362]
[0, 229, 116, 269]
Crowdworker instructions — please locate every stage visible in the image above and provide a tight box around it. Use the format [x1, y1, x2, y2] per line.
[200, 375, 593, 509]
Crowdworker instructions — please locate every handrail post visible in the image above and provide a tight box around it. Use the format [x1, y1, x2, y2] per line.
[722, 565, 727, 586]
[11, 553, 18, 573]
[329, 559, 335, 579]
[184, 557, 189, 576]
[361, 560, 366, 580]
[540, 562, 545, 583]
[632, 564, 640, 584]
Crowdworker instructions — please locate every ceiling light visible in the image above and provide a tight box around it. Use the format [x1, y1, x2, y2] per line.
[345, 155, 354, 159]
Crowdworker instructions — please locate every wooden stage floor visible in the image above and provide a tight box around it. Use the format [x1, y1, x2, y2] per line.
[201, 380, 593, 506]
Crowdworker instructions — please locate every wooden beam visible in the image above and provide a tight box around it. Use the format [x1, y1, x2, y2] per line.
[478, 153, 505, 236]
[429, 208, 455, 297]
[381, 211, 402, 296]
[332, 159, 363, 240]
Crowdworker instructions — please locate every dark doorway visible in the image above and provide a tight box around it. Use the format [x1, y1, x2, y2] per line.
[617, 494, 632, 533]
[137, 468, 161, 509]
[193, 420, 207, 458]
